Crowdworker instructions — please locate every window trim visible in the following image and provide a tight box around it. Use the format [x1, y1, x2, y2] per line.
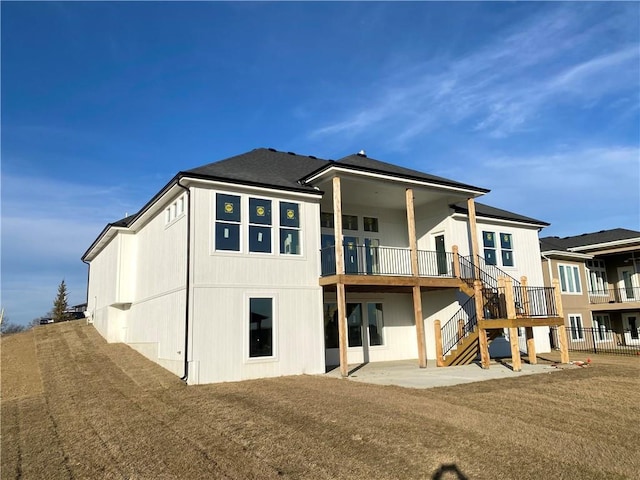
[214, 192, 242, 252]
[482, 230, 515, 268]
[569, 314, 584, 341]
[245, 293, 278, 362]
[558, 263, 582, 295]
[248, 197, 273, 254]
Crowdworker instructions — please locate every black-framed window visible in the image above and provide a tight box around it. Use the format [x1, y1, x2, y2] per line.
[342, 215, 358, 231]
[216, 194, 241, 251]
[249, 198, 272, 253]
[249, 297, 273, 358]
[364, 217, 379, 232]
[280, 202, 300, 255]
[483, 231, 497, 266]
[320, 212, 334, 228]
[500, 233, 514, 267]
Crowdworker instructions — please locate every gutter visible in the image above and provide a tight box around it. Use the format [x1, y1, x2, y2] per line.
[176, 178, 191, 383]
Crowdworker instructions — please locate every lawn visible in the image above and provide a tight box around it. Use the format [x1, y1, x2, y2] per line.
[2, 322, 638, 479]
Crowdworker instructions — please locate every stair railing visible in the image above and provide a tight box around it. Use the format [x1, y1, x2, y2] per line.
[440, 295, 477, 358]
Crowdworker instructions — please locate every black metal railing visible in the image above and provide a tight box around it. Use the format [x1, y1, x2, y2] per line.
[550, 326, 640, 356]
[441, 295, 477, 357]
[513, 286, 558, 318]
[588, 286, 640, 304]
[320, 244, 455, 278]
[417, 250, 455, 277]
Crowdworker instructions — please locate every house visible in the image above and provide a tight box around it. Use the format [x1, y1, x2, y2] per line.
[540, 229, 640, 347]
[82, 148, 567, 385]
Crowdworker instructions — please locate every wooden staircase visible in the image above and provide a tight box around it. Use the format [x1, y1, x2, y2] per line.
[441, 327, 502, 366]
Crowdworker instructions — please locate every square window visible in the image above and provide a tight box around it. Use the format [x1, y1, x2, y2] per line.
[364, 217, 379, 232]
[280, 229, 300, 255]
[216, 194, 240, 222]
[500, 233, 512, 250]
[215, 223, 240, 251]
[483, 231, 495, 248]
[320, 212, 334, 228]
[280, 202, 299, 228]
[249, 225, 272, 253]
[502, 250, 514, 267]
[249, 298, 273, 358]
[484, 249, 497, 265]
[342, 214, 359, 231]
[249, 198, 272, 225]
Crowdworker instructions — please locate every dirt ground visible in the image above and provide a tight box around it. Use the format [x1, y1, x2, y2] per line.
[2, 322, 639, 480]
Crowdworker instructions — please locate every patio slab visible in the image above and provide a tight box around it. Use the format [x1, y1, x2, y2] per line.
[325, 359, 568, 389]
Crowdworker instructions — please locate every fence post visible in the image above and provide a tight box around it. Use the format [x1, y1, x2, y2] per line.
[452, 245, 460, 279]
[552, 278, 570, 364]
[434, 320, 444, 367]
[591, 327, 598, 354]
[474, 280, 490, 369]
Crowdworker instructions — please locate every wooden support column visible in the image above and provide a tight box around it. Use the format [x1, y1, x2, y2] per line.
[474, 280, 490, 369]
[406, 188, 427, 368]
[333, 177, 345, 276]
[332, 177, 349, 377]
[504, 278, 522, 372]
[467, 198, 480, 280]
[336, 283, 348, 377]
[553, 278, 570, 364]
[434, 320, 444, 367]
[406, 188, 419, 277]
[521, 276, 536, 364]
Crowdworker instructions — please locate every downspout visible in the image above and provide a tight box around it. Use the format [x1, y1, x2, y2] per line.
[177, 179, 191, 382]
[82, 258, 91, 316]
[540, 251, 554, 287]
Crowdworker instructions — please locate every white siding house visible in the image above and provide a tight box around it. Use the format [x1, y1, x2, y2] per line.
[83, 148, 559, 384]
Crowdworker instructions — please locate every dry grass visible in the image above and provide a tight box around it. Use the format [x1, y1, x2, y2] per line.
[2, 322, 639, 479]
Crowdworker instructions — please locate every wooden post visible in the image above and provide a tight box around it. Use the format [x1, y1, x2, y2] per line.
[406, 188, 419, 277]
[474, 280, 490, 369]
[505, 278, 522, 372]
[467, 198, 480, 280]
[413, 285, 427, 368]
[406, 188, 426, 368]
[520, 276, 536, 363]
[452, 245, 461, 278]
[332, 177, 344, 275]
[332, 177, 349, 377]
[553, 278, 570, 364]
[337, 283, 348, 377]
[434, 320, 444, 367]
[457, 318, 464, 345]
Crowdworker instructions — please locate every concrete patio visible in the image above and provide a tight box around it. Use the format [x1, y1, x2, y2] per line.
[325, 358, 567, 389]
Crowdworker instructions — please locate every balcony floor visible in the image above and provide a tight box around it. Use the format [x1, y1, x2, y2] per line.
[320, 274, 463, 293]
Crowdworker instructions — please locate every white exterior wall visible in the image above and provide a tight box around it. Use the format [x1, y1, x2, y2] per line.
[188, 186, 325, 384]
[125, 194, 188, 377]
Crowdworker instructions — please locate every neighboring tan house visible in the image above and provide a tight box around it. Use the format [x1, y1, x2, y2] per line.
[82, 148, 565, 385]
[540, 229, 640, 347]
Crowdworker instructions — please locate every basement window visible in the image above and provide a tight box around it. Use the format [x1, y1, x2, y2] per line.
[249, 297, 274, 358]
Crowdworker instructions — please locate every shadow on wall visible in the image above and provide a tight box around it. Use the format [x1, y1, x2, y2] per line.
[432, 463, 469, 480]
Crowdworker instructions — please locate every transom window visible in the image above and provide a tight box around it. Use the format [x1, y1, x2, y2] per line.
[558, 264, 582, 294]
[165, 195, 186, 225]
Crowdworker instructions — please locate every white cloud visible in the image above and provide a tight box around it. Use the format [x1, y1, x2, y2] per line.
[308, 5, 639, 143]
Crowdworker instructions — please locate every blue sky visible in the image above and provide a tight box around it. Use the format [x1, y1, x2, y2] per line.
[2, 2, 639, 326]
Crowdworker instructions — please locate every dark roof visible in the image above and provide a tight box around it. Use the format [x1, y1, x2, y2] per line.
[450, 202, 549, 227]
[111, 214, 138, 228]
[540, 228, 640, 251]
[183, 148, 328, 194]
[300, 153, 489, 193]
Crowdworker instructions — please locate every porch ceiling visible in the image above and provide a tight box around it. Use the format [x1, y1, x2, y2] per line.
[316, 175, 471, 211]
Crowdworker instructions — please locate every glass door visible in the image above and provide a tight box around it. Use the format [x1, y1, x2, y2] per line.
[321, 234, 336, 276]
[618, 267, 638, 301]
[364, 238, 380, 274]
